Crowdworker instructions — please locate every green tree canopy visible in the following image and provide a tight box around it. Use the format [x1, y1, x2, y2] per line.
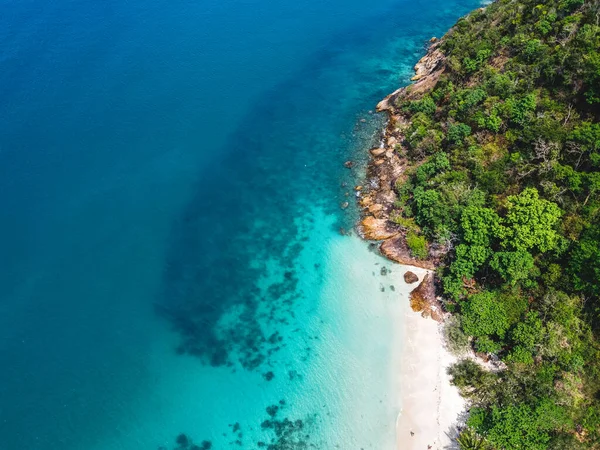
[461, 206, 504, 247]
[462, 291, 510, 339]
[489, 250, 535, 284]
[502, 188, 562, 253]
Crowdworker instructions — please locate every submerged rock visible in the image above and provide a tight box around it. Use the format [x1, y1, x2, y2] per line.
[344, 160, 354, 168]
[404, 271, 419, 284]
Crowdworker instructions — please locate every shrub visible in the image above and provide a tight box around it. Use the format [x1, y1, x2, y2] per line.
[476, 336, 503, 354]
[407, 96, 437, 116]
[447, 122, 472, 144]
[406, 231, 428, 259]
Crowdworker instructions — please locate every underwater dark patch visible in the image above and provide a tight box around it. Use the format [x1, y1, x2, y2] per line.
[155, 52, 377, 371]
[168, 400, 322, 450]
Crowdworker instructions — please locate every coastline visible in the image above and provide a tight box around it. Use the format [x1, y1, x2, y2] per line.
[356, 38, 450, 271]
[356, 34, 468, 450]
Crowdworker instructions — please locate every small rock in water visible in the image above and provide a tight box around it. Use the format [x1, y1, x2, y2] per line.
[404, 271, 419, 284]
[354, 185, 363, 191]
[344, 160, 354, 169]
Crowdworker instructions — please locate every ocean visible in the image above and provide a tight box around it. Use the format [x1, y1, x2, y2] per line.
[0, 0, 479, 448]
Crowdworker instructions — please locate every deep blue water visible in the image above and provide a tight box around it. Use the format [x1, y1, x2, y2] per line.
[0, 0, 480, 448]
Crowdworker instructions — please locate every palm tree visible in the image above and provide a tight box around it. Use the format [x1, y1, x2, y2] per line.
[457, 427, 488, 450]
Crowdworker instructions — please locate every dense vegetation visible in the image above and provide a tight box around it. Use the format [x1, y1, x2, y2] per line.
[390, 0, 600, 447]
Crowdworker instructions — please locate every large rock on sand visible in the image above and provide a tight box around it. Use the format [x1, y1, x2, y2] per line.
[404, 271, 419, 284]
[409, 273, 443, 322]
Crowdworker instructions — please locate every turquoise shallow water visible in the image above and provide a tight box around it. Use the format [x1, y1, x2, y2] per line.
[0, 0, 480, 448]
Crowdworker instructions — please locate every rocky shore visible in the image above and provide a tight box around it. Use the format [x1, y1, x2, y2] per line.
[354, 39, 469, 450]
[356, 38, 451, 318]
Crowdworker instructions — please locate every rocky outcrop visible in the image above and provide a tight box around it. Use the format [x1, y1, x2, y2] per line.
[380, 235, 436, 270]
[376, 41, 447, 112]
[409, 274, 444, 322]
[363, 43, 448, 247]
[358, 216, 399, 240]
[357, 38, 451, 321]
[411, 42, 445, 81]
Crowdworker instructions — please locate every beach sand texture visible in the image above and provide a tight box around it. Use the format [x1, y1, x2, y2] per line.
[396, 268, 466, 450]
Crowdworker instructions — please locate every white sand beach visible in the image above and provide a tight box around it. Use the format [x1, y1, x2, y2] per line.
[394, 267, 466, 450]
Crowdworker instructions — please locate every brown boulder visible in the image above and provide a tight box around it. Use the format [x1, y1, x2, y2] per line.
[359, 196, 373, 208]
[370, 147, 386, 157]
[404, 271, 419, 284]
[409, 273, 443, 322]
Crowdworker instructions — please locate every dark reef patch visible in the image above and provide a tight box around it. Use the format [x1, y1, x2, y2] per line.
[167, 400, 321, 450]
[154, 45, 381, 371]
[159, 433, 211, 450]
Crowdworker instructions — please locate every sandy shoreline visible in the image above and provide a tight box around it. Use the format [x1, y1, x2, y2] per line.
[394, 267, 466, 450]
[355, 36, 467, 449]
